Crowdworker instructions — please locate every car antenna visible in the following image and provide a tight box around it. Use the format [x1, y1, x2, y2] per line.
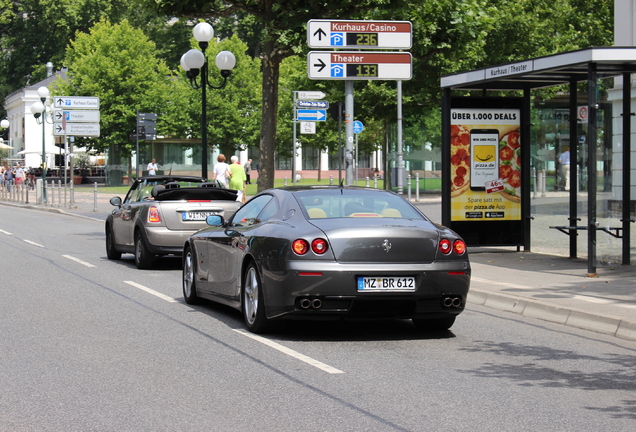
[169, 163, 173, 175]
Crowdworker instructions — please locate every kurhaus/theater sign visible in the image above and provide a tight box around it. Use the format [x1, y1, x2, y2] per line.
[486, 61, 533, 79]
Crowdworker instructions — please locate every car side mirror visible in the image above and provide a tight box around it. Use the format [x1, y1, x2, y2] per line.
[206, 214, 225, 226]
[109, 196, 122, 207]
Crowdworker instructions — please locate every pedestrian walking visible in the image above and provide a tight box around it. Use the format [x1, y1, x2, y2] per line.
[4, 164, 14, 192]
[147, 158, 158, 176]
[14, 163, 24, 192]
[558, 147, 570, 191]
[229, 155, 247, 202]
[244, 158, 252, 184]
[212, 154, 231, 188]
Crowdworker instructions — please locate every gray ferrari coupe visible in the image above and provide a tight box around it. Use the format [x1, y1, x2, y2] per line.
[182, 186, 470, 333]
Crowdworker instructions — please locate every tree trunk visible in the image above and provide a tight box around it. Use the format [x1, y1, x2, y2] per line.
[257, 38, 280, 193]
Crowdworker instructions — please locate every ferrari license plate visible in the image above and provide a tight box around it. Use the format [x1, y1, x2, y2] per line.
[182, 211, 216, 221]
[357, 276, 416, 292]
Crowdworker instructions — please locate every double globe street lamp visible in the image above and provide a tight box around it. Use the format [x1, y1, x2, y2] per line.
[30, 86, 52, 203]
[180, 22, 236, 180]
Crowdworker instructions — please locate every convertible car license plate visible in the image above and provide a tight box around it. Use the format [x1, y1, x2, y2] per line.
[357, 276, 416, 292]
[182, 211, 216, 221]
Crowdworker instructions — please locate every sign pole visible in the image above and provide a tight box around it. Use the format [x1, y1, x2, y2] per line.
[345, 80, 354, 185]
[136, 108, 140, 179]
[292, 92, 297, 185]
[397, 80, 404, 194]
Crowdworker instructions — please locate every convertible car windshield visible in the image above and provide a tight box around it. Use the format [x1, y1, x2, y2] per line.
[294, 188, 424, 220]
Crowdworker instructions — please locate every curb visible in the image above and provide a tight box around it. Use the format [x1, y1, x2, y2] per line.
[468, 289, 636, 342]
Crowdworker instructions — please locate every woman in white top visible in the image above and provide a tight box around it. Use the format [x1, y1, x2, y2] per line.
[212, 154, 231, 187]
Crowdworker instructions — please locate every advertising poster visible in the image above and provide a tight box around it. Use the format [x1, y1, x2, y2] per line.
[450, 108, 521, 222]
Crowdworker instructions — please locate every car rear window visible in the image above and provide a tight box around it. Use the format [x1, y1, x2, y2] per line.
[295, 189, 424, 220]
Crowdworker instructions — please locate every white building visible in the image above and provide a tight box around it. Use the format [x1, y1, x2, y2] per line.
[3, 69, 88, 171]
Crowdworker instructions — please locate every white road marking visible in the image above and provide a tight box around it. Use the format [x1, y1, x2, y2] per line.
[63, 255, 96, 268]
[234, 329, 345, 374]
[124, 281, 177, 303]
[471, 276, 530, 289]
[0, 229, 12, 235]
[23, 239, 45, 248]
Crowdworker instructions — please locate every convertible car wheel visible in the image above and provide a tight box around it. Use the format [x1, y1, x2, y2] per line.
[134, 232, 154, 269]
[242, 263, 270, 333]
[182, 248, 199, 304]
[105, 226, 121, 260]
[412, 316, 456, 332]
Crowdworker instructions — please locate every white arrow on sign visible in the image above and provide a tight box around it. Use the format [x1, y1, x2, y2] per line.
[297, 91, 326, 100]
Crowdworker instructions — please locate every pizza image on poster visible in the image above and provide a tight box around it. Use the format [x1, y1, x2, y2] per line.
[450, 108, 521, 221]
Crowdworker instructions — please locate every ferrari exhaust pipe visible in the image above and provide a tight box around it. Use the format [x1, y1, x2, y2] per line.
[443, 297, 454, 308]
[452, 297, 462, 308]
[311, 298, 322, 309]
[299, 299, 312, 309]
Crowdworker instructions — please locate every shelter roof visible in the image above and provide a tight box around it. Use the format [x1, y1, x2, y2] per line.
[441, 47, 636, 91]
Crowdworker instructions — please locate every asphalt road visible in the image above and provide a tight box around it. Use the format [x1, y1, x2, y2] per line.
[1, 205, 635, 431]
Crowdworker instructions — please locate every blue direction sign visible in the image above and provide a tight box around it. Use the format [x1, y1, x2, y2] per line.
[353, 120, 364, 134]
[297, 100, 329, 109]
[297, 109, 327, 121]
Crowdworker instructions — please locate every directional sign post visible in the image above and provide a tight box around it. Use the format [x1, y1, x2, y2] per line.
[307, 20, 412, 49]
[308, 51, 412, 80]
[54, 122, 100, 137]
[296, 109, 327, 121]
[54, 110, 100, 123]
[53, 96, 100, 110]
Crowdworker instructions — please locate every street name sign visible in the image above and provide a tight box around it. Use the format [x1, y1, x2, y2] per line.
[308, 51, 412, 80]
[54, 110, 100, 123]
[297, 109, 327, 121]
[307, 20, 412, 49]
[54, 122, 100, 137]
[53, 96, 100, 109]
[297, 100, 329, 109]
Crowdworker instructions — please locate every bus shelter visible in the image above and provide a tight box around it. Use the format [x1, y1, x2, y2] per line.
[441, 47, 636, 275]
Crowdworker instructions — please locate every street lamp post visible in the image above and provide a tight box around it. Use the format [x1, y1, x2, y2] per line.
[30, 86, 51, 203]
[180, 22, 236, 180]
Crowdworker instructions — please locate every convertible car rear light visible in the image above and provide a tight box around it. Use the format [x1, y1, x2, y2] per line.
[439, 239, 452, 254]
[453, 240, 467, 256]
[292, 239, 309, 255]
[311, 238, 328, 254]
[148, 206, 161, 223]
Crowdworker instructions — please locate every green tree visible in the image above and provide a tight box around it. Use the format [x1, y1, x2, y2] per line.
[142, 0, 404, 192]
[53, 19, 191, 166]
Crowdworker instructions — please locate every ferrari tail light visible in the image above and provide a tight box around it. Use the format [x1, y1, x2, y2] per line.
[439, 239, 452, 254]
[292, 239, 309, 255]
[292, 238, 329, 255]
[311, 238, 328, 254]
[148, 206, 161, 223]
[439, 238, 467, 256]
[453, 239, 467, 256]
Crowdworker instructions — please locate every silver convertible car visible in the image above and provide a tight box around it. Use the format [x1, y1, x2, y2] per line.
[182, 186, 471, 333]
[106, 175, 241, 269]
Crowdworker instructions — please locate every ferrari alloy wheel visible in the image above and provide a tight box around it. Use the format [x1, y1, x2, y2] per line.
[182, 247, 199, 304]
[134, 231, 154, 269]
[242, 263, 270, 333]
[105, 226, 121, 260]
[412, 316, 456, 332]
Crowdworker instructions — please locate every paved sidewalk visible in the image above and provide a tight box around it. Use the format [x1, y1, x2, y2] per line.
[2, 187, 635, 342]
